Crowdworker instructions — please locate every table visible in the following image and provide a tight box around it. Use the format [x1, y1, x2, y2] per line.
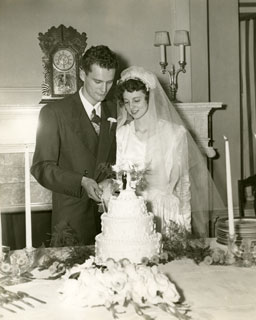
[1, 242, 256, 320]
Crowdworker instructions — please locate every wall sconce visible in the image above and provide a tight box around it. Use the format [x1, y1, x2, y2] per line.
[154, 30, 190, 101]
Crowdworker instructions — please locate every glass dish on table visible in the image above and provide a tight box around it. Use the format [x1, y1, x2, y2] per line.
[0, 247, 34, 286]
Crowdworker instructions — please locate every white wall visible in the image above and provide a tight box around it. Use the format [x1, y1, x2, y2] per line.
[0, 0, 192, 104]
[208, 0, 241, 206]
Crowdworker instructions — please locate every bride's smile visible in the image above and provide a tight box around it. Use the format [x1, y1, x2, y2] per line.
[123, 90, 149, 120]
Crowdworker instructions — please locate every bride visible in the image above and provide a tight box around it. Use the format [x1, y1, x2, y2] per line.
[116, 67, 191, 231]
[101, 66, 223, 236]
[113, 66, 225, 237]
[115, 66, 191, 233]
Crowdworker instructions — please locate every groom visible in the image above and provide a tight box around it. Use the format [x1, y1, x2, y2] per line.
[31, 45, 118, 245]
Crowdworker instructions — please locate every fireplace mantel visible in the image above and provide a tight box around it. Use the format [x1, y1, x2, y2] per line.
[175, 102, 222, 157]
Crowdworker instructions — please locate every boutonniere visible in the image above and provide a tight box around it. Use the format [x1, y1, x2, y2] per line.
[107, 117, 117, 132]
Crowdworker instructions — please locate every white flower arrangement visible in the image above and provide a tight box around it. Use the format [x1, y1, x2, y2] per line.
[58, 257, 190, 320]
[107, 117, 117, 123]
[112, 161, 150, 191]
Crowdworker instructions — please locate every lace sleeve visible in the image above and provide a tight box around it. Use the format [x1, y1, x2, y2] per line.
[175, 127, 191, 230]
[166, 125, 191, 230]
[116, 127, 124, 166]
[116, 125, 130, 166]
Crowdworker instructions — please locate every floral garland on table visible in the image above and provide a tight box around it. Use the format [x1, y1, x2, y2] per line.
[34, 245, 95, 280]
[32, 222, 94, 280]
[161, 221, 256, 267]
[161, 221, 213, 265]
[58, 257, 190, 320]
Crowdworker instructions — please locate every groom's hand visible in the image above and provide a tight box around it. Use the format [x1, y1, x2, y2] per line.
[81, 176, 102, 202]
[98, 179, 113, 211]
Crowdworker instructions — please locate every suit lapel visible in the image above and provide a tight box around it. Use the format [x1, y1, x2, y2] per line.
[71, 93, 98, 157]
[95, 100, 117, 179]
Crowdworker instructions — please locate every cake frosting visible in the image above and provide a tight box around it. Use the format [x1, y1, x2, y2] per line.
[95, 188, 162, 264]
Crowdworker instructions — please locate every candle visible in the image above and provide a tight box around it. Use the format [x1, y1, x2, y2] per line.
[179, 44, 185, 63]
[25, 144, 32, 249]
[170, 64, 175, 75]
[0, 208, 2, 259]
[160, 44, 166, 63]
[126, 171, 131, 190]
[224, 136, 235, 236]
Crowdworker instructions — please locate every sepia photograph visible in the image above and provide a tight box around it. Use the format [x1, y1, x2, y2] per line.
[0, 0, 255, 319]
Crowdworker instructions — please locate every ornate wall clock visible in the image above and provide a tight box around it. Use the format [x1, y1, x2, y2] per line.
[38, 25, 87, 103]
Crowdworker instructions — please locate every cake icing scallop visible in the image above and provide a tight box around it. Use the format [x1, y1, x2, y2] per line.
[95, 188, 162, 264]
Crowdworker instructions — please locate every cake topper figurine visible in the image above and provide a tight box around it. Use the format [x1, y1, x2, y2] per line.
[112, 161, 149, 193]
[122, 172, 127, 190]
[125, 171, 132, 190]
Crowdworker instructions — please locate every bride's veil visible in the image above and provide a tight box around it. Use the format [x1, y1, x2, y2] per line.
[116, 66, 224, 236]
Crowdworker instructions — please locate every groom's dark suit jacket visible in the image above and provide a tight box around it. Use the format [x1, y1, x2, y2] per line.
[31, 92, 117, 245]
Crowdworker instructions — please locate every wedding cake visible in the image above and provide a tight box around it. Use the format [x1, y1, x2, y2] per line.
[95, 184, 162, 264]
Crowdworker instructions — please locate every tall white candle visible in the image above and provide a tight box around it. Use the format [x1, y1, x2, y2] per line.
[160, 44, 166, 63]
[25, 144, 32, 249]
[126, 171, 132, 190]
[224, 136, 235, 236]
[179, 44, 185, 63]
[0, 208, 2, 259]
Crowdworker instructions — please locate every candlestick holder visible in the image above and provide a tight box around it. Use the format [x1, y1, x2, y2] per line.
[235, 239, 256, 267]
[154, 30, 190, 102]
[0, 248, 35, 286]
[0, 246, 10, 262]
[225, 234, 237, 265]
[224, 235, 256, 267]
[159, 60, 186, 102]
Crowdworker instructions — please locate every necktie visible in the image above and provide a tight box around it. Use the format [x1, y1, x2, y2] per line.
[91, 108, 101, 135]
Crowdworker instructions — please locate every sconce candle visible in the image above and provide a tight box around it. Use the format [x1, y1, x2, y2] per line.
[25, 144, 32, 249]
[224, 136, 235, 236]
[179, 44, 185, 63]
[154, 31, 170, 65]
[160, 44, 166, 63]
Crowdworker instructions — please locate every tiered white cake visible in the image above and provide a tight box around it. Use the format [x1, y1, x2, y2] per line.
[95, 188, 162, 264]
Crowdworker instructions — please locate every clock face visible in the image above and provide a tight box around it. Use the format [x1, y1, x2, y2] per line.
[53, 49, 75, 71]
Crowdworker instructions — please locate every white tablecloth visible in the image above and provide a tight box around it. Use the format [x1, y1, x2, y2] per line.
[1, 243, 256, 320]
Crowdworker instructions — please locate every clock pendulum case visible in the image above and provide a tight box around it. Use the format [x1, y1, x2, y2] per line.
[52, 48, 76, 96]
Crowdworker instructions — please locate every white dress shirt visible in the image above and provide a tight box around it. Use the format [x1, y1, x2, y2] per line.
[79, 88, 101, 119]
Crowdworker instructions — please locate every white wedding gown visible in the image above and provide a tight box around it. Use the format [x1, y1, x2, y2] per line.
[116, 120, 191, 232]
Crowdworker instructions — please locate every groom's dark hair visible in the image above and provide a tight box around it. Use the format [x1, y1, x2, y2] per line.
[81, 45, 118, 74]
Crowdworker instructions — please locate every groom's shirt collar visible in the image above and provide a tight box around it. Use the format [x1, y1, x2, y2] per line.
[79, 88, 101, 118]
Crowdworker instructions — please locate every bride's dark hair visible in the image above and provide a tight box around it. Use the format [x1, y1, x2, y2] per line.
[116, 79, 150, 104]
